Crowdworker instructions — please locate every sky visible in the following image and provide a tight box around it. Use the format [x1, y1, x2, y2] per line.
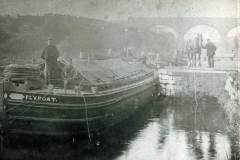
[0, 0, 238, 20]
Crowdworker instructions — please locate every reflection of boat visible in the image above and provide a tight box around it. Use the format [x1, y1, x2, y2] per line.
[1, 58, 159, 136]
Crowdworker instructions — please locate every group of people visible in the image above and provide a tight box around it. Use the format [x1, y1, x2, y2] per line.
[185, 34, 217, 68]
[41, 38, 78, 86]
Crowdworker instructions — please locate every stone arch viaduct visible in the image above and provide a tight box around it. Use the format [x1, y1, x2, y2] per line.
[127, 17, 240, 56]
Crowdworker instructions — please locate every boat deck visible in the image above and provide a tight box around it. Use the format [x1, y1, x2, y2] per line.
[13, 88, 93, 96]
[8, 73, 156, 98]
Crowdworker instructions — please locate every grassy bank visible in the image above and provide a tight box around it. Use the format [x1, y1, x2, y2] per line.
[218, 72, 240, 159]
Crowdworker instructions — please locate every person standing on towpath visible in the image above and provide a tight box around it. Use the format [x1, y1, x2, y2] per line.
[202, 38, 216, 68]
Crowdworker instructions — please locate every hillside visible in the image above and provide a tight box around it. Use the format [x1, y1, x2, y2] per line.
[0, 14, 176, 65]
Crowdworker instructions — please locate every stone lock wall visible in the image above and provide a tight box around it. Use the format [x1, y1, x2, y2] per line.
[158, 68, 233, 98]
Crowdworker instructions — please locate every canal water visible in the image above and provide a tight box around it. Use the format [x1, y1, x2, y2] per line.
[1, 96, 239, 160]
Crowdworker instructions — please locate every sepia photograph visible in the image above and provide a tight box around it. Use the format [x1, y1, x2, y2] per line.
[0, 0, 239, 159]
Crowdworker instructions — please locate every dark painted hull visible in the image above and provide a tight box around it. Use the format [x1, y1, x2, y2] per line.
[2, 75, 158, 136]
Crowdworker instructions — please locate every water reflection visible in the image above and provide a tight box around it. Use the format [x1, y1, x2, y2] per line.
[116, 97, 232, 160]
[1, 97, 237, 160]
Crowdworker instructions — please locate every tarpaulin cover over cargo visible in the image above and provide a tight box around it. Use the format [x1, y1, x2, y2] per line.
[72, 58, 152, 85]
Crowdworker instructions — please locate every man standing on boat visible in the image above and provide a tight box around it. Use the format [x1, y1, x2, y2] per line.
[41, 38, 61, 85]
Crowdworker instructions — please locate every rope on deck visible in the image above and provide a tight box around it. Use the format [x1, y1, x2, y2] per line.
[82, 93, 91, 142]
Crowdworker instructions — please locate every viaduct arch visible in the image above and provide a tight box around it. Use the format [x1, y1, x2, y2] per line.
[127, 17, 240, 57]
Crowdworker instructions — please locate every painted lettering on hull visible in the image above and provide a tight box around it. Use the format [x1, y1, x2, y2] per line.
[24, 94, 58, 103]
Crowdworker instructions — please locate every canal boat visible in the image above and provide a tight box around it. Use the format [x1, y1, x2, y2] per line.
[1, 58, 159, 136]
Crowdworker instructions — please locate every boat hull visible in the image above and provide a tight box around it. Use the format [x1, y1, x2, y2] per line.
[2, 76, 158, 136]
